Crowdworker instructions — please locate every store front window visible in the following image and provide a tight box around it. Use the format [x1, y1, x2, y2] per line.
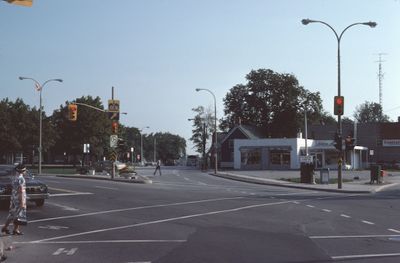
[270, 150, 290, 168]
[241, 148, 261, 168]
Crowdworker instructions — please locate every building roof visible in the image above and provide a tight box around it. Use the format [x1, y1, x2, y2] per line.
[219, 124, 265, 145]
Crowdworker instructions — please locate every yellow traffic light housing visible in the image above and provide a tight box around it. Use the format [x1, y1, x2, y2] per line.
[68, 104, 78, 121]
[5, 0, 33, 7]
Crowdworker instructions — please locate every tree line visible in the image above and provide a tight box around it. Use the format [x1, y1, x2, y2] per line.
[0, 96, 186, 164]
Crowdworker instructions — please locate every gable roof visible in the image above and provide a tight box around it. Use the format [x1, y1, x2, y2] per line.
[219, 124, 265, 145]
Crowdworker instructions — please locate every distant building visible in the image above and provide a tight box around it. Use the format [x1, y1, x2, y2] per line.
[215, 120, 400, 170]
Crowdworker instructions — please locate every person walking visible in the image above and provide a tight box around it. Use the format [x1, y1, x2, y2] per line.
[153, 160, 162, 176]
[2, 163, 27, 236]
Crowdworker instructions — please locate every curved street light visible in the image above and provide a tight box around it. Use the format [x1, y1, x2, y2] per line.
[195, 88, 217, 175]
[301, 19, 376, 189]
[19, 77, 63, 175]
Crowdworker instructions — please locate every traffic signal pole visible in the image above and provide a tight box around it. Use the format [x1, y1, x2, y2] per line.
[337, 42, 343, 189]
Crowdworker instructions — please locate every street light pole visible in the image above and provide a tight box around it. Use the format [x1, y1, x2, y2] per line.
[196, 88, 217, 175]
[140, 126, 149, 165]
[301, 19, 376, 189]
[19, 77, 63, 175]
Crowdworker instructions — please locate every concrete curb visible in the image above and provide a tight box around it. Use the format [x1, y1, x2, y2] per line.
[214, 172, 379, 194]
[55, 174, 153, 184]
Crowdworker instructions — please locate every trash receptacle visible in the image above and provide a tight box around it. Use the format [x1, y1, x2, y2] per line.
[370, 165, 381, 184]
[320, 168, 330, 184]
[300, 163, 314, 183]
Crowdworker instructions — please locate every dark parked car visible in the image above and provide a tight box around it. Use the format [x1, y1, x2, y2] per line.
[0, 165, 49, 207]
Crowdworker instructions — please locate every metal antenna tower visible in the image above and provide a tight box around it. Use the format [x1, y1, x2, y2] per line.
[375, 53, 387, 108]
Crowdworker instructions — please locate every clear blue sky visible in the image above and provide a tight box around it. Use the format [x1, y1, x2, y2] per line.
[1, 0, 399, 154]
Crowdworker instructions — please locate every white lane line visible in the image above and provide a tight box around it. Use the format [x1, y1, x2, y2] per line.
[322, 209, 332, 212]
[184, 178, 190, 181]
[340, 214, 351, 218]
[29, 196, 246, 223]
[310, 234, 400, 239]
[16, 239, 186, 244]
[95, 186, 118, 190]
[50, 193, 93, 197]
[293, 201, 300, 204]
[29, 200, 295, 243]
[388, 229, 400, 234]
[46, 203, 79, 211]
[276, 191, 317, 196]
[361, 220, 375, 225]
[306, 205, 315, 208]
[332, 253, 400, 260]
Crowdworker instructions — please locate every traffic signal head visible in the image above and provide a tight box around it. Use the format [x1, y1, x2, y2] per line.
[111, 121, 118, 134]
[334, 96, 344, 116]
[68, 104, 78, 121]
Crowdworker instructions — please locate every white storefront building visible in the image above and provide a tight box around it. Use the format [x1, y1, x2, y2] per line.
[232, 138, 368, 170]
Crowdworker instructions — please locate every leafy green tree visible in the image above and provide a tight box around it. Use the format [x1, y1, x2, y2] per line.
[144, 132, 186, 164]
[221, 69, 326, 137]
[117, 125, 141, 162]
[189, 106, 214, 154]
[354, 101, 390, 123]
[0, 98, 55, 163]
[51, 96, 110, 163]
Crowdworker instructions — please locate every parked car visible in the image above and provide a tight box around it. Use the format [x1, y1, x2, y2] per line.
[0, 165, 49, 207]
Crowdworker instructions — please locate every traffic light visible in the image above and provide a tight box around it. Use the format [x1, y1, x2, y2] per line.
[333, 132, 342, 151]
[111, 121, 118, 134]
[334, 96, 344, 116]
[5, 0, 33, 7]
[68, 104, 78, 121]
[345, 136, 356, 151]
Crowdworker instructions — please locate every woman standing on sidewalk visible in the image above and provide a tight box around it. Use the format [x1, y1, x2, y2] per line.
[2, 163, 27, 236]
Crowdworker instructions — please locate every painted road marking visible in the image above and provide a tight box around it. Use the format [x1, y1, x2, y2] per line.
[28, 200, 297, 243]
[310, 234, 400, 239]
[50, 192, 93, 197]
[49, 187, 93, 197]
[322, 209, 332, 212]
[361, 220, 375, 225]
[17, 239, 186, 244]
[293, 201, 300, 204]
[388, 229, 400, 234]
[46, 202, 79, 211]
[306, 205, 315, 208]
[53, 247, 78, 256]
[95, 186, 119, 190]
[340, 214, 351, 218]
[332, 253, 400, 260]
[29, 196, 246, 223]
[39, 225, 69, 230]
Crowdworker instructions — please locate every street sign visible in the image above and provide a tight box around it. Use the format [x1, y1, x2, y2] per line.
[110, 151, 117, 162]
[110, 135, 118, 148]
[83, 143, 90, 153]
[108, 99, 120, 113]
[300, 155, 313, 163]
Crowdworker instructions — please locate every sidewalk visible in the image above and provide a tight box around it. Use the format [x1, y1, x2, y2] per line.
[214, 169, 400, 194]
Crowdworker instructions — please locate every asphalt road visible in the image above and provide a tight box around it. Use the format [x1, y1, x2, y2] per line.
[2, 166, 400, 263]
